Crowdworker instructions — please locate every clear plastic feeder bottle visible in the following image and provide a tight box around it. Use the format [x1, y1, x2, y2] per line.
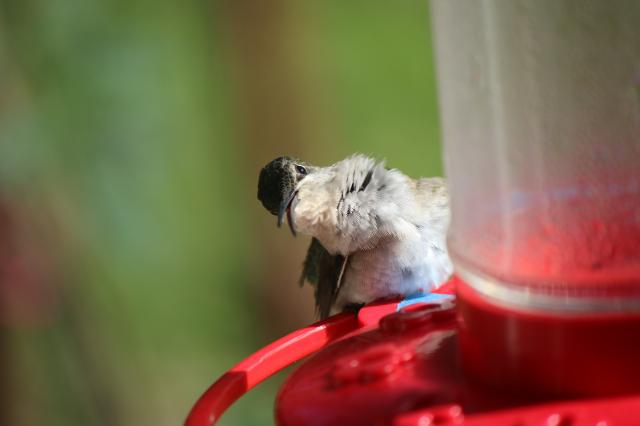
[431, 0, 640, 396]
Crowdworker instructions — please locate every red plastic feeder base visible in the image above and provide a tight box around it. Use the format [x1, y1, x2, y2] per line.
[187, 278, 640, 425]
[275, 278, 640, 425]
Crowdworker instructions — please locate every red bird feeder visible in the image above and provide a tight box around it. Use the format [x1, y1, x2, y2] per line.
[187, 1, 640, 424]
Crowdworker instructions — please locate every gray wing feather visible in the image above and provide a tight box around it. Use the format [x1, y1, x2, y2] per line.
[299, 238, 344, 319]
[299, 238, 325, 286]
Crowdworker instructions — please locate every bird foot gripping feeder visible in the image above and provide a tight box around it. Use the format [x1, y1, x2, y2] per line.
[187, 1, 640, 424]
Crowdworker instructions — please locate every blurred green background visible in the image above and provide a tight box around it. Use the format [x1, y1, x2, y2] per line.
[0, 0, 442, 425]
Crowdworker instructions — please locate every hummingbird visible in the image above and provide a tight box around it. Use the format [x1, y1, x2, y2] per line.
[257, 154, 452, 319]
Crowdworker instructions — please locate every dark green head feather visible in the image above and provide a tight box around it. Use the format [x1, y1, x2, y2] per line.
[257, 156, 299, 215]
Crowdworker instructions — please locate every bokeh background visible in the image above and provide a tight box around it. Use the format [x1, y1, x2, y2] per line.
[0, 0, 442, 425]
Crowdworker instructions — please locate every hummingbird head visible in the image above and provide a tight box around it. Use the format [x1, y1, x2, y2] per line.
[257, 156, 314, 235]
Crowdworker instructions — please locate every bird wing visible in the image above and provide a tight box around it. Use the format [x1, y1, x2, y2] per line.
[299, 237, 325, 286]
[413, 177, 453, 286]
[414, 177, 448, 214]
[299, 238, 346, 319]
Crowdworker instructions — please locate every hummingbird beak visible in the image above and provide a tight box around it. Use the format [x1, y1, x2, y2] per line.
[278, 190, 298, 236]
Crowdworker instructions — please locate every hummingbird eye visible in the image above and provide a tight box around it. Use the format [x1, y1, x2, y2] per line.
[295, 165, 307, 175]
